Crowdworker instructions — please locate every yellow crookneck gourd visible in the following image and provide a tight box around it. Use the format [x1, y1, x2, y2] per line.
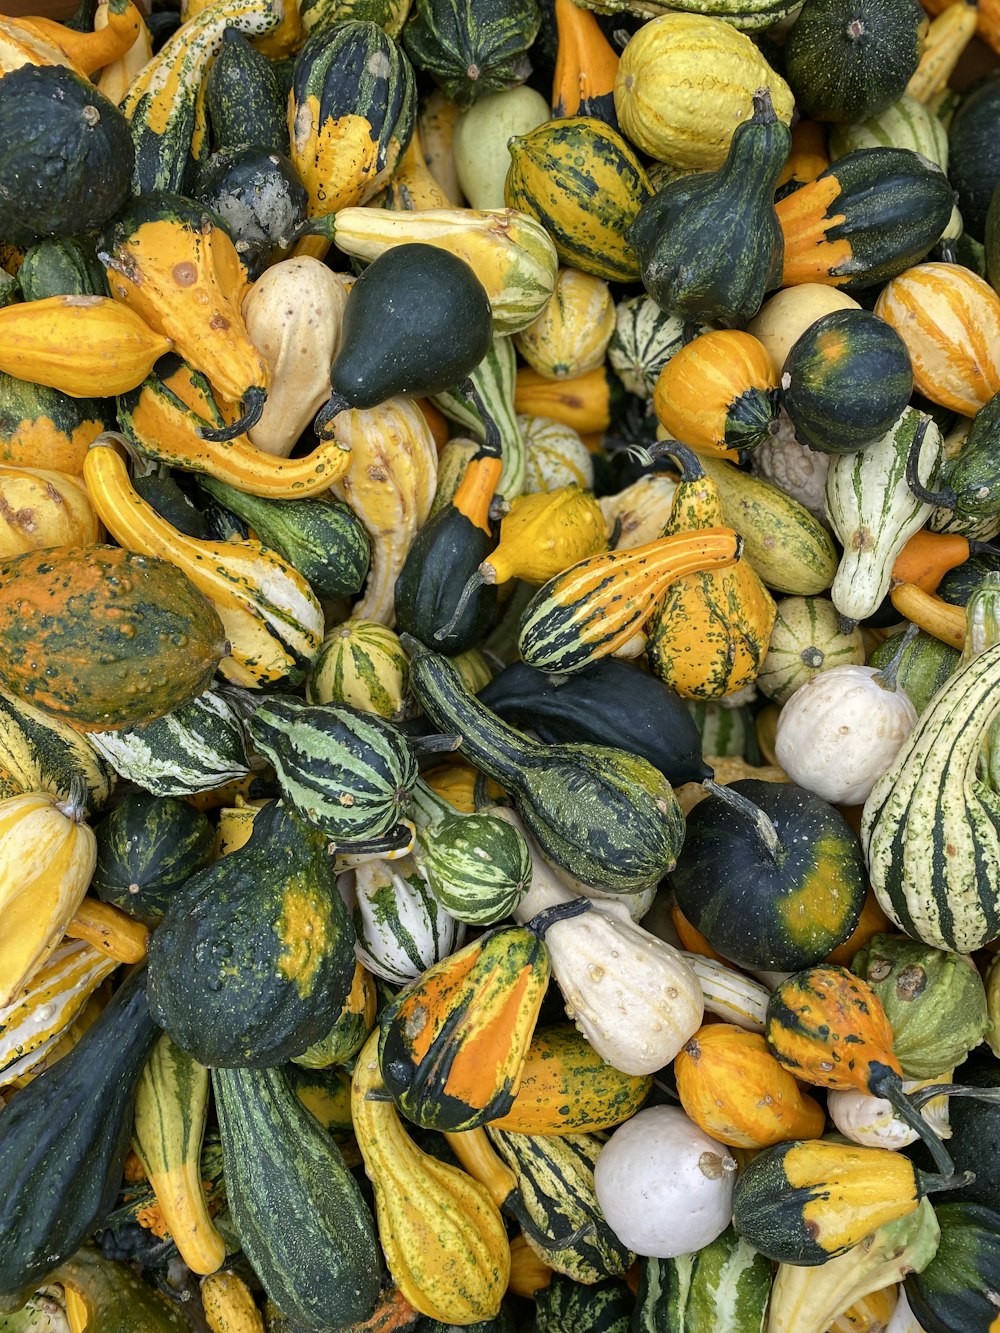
[64, 897, 149, 963]
[351, 1031, 510, 1324]
[370, 125, 455, 210]
[644, 442, 777, 699]
[97, 0, 154, 103]
[200, 1271, 265, 1333]
[82, 435, 324, 688]
[13, 0, 143, 76]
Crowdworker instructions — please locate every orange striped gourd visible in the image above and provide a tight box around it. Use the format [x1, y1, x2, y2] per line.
[653, 330, 780, 456]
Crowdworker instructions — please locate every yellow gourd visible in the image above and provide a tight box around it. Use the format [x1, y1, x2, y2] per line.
[906, 1, 978, 101]
[64, 897, 149, 963]
[488, 487, 608, 585]
[16, 0, 143, 75]
[201, 1272, 264, 1333]
[514, 268, 616, 380]
[97, 0, 154, 104]
[0, 465, 100, 558]
[371, 125, 455, 210]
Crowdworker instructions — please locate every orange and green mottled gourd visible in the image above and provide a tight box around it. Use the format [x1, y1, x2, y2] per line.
[517, 525, 742, 673]
[352, 1030, 511, 1324]
[376, 925, 549, 1132]
[675, 1022, 826, 1148]
[0, 544, 227, 732]
[653, 329, 780, 456]
[645, 443, 776, 698]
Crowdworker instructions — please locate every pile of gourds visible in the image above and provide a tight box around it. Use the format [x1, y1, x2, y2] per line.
[0, 0, 999, 1325]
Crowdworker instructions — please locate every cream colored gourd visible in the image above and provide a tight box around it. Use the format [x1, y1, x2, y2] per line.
[747, 284, 861, 373]
[0, 788, 98, 1007]
[514, 268, 616, 381]
[774, 664, 918, 805]
[419, 89, 464, 205]
[681, 953, 771, 1032]
[242, 260, 351, 457]
[886, 1288, 930, 1333]
[750, 412, 831, 522]
[593, 1106, 737, 1258]
[600, 474, 679, 550]
[499, 809, 704, 1074]
[519, 416, 594, 493]
[0, 465, 100, 557]
[828, 1075, 952, 1150]
[453, 86, 550, 209]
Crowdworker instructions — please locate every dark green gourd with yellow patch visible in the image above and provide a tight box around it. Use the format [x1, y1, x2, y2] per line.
[147, 800, 357, 1067]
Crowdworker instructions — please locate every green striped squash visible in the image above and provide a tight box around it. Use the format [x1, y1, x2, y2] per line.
[89, 689, 250, 797]
[632, 1228, 771, 1333]
[346, 854, 465, 984]
[432, 334, 525, 500]
[608, 296, 711, 400]
[867, 629, 960, 715]
[306, 620, 410, 720]
[0, 939, 118, 1089]
[535, 1274, 633, 1333]
[93, 793, 216, 921]
[429, 438, 480, 518]
[0, 689, 115, 815]
[246, 696, 418, 843]
[861, 640, 1000, 953]
[685, 699, 752, 759]
[301, 0, 411, 37]
[757, 596, 867, 704]
[402, 0, 541, 108]
[486, 1127, 635, 1281]
[520, 416, 595, 493]
[414, 808, 532, 924]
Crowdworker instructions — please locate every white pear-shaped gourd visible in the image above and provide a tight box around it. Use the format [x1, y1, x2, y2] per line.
[775, 660, 917, 805]
[498, 809, 703, 1074]
[828, 1075, 952, 1150]
[339, 855, 464, 985]
[594, 1106, 736, 1257]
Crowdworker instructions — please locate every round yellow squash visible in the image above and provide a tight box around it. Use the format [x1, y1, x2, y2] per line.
[514, 268, 616, 380]
[0, 465, 100, 559]
[614, 14, 795, 169]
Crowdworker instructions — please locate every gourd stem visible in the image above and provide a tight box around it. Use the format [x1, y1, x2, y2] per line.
[409, 776, 457, 830]
[837, 613, 860, 635]
[197, 386, 266, 442]
[874, 622, 919, 691]
[434, 571, 487, 643]
[919, 1168, 976, 1194]
[869, 1065, 957, 1177]
[703, 779, 783, 862]
[645, 439, 705, 481]
[408, 733, 462, 757]
[905, 417, 955, 510]
[333, 820, 415, 859]
[910, 1083, 1000, 1109]
[524, 897, 593, 937]
[55, 774, 88, 825]
[473, 770, 494, 812]
[287, 212, 337, 248]
[751, 87, 777, 122]
[461, 380, 503, 461]
[313, 392, 351, 439]
[505, 1193, 598, 1254]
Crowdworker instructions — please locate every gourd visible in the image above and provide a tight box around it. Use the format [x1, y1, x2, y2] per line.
[867, 627, 960, 715]
[99, 193, 269, 438]
[307, 621, 409, 719]
[551, 0, 618, 123]
[351, 1031, 509, 1323]
[92, 793, 215, 921]
[521, 416, 595, 492]
[66, 898, 149, 965]
[513, 268, 615, 380]
[947, 74, 1000, 240]
[776, 149, 955, 291]
[861, 639, 1000, 952]
[732, 1139, 963, 1265]
[0, 64, 133, 240]
[432, 333, 525, 501]
[327, 396, 439, 625]
[240, 259, 351, 457]
[631, 1229, 772, 1333]
[517, 527, 742, 674]
[826, 410, 942, 622]
[52, 1246, 189, 1332]
[147, 799, 357, 1068]
[608, 296, 711, 399]
[594, 1106, 737, 1258]
[905, 1203, 1000, 1333]
[534, 1274, 632, 1332]
[653, 330, 780, 455]
[675, 1023, 826, 1148]
[290, 960, 377, 1068]
[827, 1075, 952, 1150]
[0, 370, 114, 476]
[453, 87, 550, 210]
[406, 640, 687, 892]
[204, 28, 287, 156]
[0, 688, 115, 815]
[503, 810, 703, 1074]
[343, 854, 465, 985]
[0, 966, 160, 1307]
[747, 284, 861, 373]
[0, 295, 171, 399]
[757, 596, 867, 703]
[0, 543, 227, 732]
[627, 90, 789, 324]
[774, 661, 918, 805]
[783, 310, 915, 454]
[681, 953, 771, 1031]
[516, 366, 623, 437]
[402, 0, 541, 108]
[906, 1, 978, 102]
[612, 13, 794, 170]
[196, 148, 307, 282]
[0, 466, 98, 559]
[84, 438, 323, 690]
[874, 263, 1000, 417]
[200, 1272, 264, 1333]
[783, 0, 925, 124]
[131, 1035, 226, 1276]
[414, 809, 531, 925]
[922, 393, 1000, 533]
[504, 116, 653, 283]
[18, 237, 107, 302]
[602, 475, 679, 551]
[672, 779, 867, 970]
[645, 443, 776, 699]
[376, 122, 461, 210]
[214, 1062, 383, 1330]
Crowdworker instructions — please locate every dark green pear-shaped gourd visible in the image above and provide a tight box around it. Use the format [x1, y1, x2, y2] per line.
[627, 89, 790, 325]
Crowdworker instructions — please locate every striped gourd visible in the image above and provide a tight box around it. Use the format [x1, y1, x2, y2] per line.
[0, 690, 115, 815]
[513, 267, 616, 381]
[632, 1228, 772, 1333]
[246, 697, 418, 843]
[608, 295, 711, 399]
[432, 335, 525, 500]
[757, 597, 867, 704]
[578, 0, 799, 30]
[683, 954, 770, 1032]
[520, 416, 595, 493]
[414, 808, 532, 925]
[306, 620, 410, 720]
[685, 699, 751, 758]
[534, 1274, 633, 1331]
[89, 689, 251, 797]
[518, 528, 742, 674]
[505, 117, 653, 283]
[344, 854, 464, 984]
[486, 1127, 634, 1282]
[0, 938, 117, 1089]
[121, 0, 282, 193]
[861, 640, 1000, 952]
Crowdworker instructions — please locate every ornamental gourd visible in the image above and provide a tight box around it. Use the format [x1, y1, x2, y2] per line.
[653, 330, 780, 455]
[514, 268, 616, 380]
[757, 596, 867, 703]
[0, 465, 99, 558]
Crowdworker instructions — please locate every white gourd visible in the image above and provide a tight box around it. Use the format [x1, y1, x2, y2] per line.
[453, 86, 550, 209]
[774, 663, 918, 805]
[828, 1075, 952, 1150]
[886, 1288, 930, 1333]
[340, 856, 464, 985]
[747, 284, 860, 373]
[681, 954, 770, 1031]
[594, 1106, 736, 1257]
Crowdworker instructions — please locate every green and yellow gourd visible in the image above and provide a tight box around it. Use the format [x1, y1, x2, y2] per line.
[414, 807, 532, 925]
[91, 793, 215, 922]
[632, 1229, 773, 1333]
[405, 640, 687, 892]
[431, 334, 525, 500]
[757, 596, 867, 704]
[291, 959, 377, 1068]
[504, 117, 653, 282]
[204, 27, 288, 156]
[0, 689, 115, 814]
[0, 370, 115, 476]
[306, 620, 410, 719]
[55, 1247, 190, 1332]
[608, 296, 711, 400]
[653, 330, 781, 456]
[513, 267, 616, 380]
[645, 444, 776, 699]
[402, 0, 541, 109]
[147, 799, 357, 1068]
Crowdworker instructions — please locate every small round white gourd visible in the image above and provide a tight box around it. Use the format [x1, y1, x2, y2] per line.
[747, 284, 861, 372]
[828, 1074, 952, 1150]
[594, 1106, 737, 1257]
[774, 662, 917, 805]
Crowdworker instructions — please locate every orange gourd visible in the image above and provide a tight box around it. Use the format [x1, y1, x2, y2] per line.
[551, 0, 619, 122]
[653, 330, 780, 456]
[16, 0, 142, 76]
[775, 119, 830, 193]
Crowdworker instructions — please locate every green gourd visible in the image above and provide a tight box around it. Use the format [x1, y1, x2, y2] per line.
[414, 809, 532, 925]
[204, 27, 288, 155]
[92, 792, 215, 920]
